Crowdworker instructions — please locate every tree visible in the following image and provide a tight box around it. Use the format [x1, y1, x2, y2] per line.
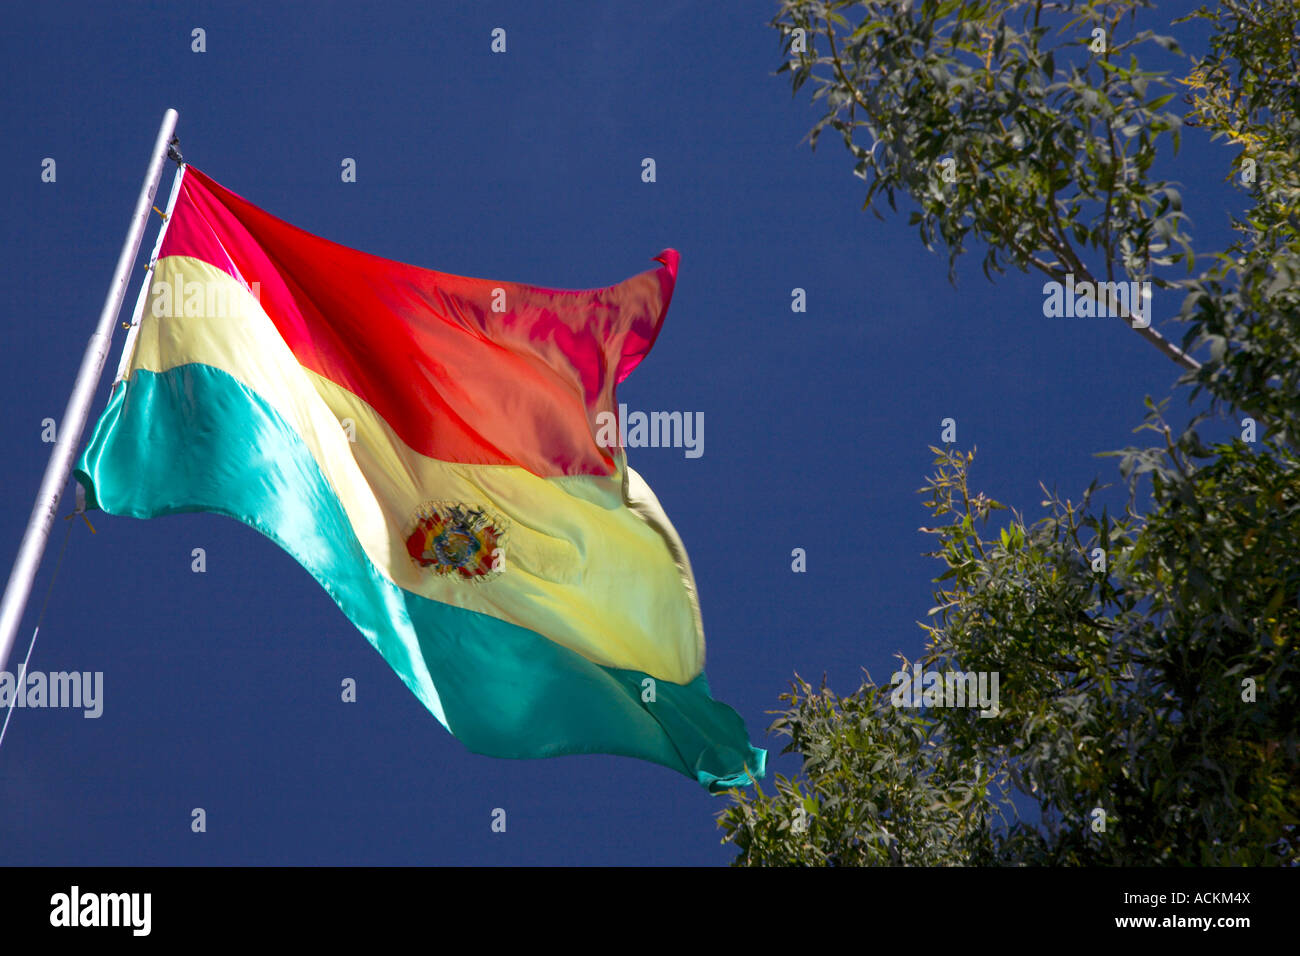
[718, 0, 1299, 866]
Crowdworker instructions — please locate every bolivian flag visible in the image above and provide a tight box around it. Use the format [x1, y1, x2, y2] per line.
[75, 166, 764, 790]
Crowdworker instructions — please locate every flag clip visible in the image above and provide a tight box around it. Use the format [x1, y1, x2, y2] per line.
[64, 481, 96, 534]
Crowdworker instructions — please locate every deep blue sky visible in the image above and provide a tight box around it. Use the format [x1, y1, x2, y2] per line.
[1, 0, 1240, 864]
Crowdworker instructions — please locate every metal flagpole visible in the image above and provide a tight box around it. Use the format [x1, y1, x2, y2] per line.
[0, 108, 180, 676]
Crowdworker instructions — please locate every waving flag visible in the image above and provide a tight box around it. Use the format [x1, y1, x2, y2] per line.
[74, 166, 764, 790]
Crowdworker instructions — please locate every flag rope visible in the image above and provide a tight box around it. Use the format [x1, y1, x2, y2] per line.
[0, 517, 76, 754]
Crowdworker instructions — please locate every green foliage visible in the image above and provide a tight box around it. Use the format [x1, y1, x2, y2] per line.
[1175, 1, 1300, 446]
[721, 437, 1299, 865]
[719, 0, 1300, 865]
[923, 432, 1298, 865]
[720, 675, 999, 866]
[778, 1, 1189, 320]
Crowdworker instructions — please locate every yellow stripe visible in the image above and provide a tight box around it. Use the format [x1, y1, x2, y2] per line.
[126, 256, 706, 684]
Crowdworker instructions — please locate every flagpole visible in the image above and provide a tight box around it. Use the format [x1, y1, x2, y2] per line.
[0, 108, 180, 676]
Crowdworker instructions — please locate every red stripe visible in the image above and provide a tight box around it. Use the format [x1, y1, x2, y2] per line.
[159, 166, 679, 477]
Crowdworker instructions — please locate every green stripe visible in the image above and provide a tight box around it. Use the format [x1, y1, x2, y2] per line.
[75, 364, 765, 791]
